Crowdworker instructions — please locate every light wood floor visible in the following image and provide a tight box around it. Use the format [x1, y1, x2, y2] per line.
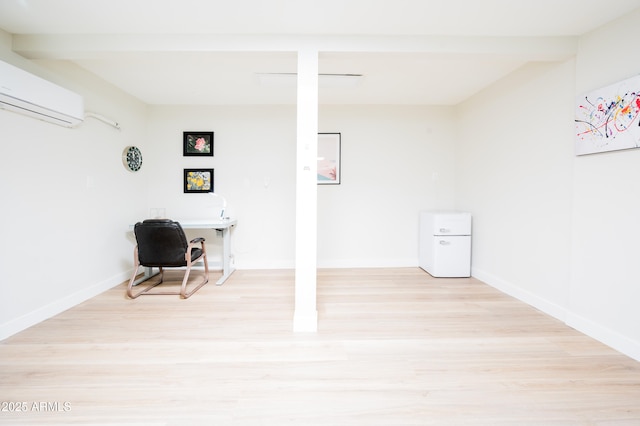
[1, 268, 640, 425]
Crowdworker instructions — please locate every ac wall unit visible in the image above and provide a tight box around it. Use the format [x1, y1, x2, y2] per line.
[0, 60, 84, 128]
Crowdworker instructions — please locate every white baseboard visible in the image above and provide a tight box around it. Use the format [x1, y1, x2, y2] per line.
[234, 260, 295, 270]
[471, 267, 567, 321]
[293, 309, 318, 332]
[472, 267, 640, 362]
[0, 270, 130, 342]
[316, 259, 417, 268]
[565, 311, 640, 362]
[234, 259, 416, 269]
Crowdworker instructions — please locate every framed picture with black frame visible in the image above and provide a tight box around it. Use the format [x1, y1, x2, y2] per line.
[183, 131, 214, 156]
[184, 168, 214, 193]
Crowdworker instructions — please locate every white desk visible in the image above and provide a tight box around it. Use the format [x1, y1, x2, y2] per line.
[132, 218, 237, 286]
[181, 219, 237, 285]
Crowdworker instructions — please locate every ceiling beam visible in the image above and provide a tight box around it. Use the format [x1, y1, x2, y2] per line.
[12, 34, 578, 61]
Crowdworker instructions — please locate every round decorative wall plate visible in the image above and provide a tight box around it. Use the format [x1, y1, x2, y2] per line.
[122, 146, 142, 172]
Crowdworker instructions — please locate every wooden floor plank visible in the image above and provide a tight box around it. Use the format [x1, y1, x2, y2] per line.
[1, 268, 639, 425]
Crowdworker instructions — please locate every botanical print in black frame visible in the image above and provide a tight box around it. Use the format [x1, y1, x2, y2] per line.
[184, 168, 214, 193]
[183, 131, 214, 156]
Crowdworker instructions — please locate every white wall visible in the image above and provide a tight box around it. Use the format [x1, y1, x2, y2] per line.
[456, 60, 576, 318]
[318, 106, 457, 267]
[0, 32, 149, 339]
[456, 9, 640, 361]
[145, 105, 298, 269]
[143, 104, 457, 270]
[567, 8, 640, 360]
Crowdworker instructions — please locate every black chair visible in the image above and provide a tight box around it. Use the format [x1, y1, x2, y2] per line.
[127, 219, 209, 299]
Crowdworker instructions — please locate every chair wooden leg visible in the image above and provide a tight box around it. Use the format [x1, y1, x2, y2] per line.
[127, 265, 166, 299]
[128, 241, 210, 299]
[181, 247, 209, 299]
[126, 264, 141, 299]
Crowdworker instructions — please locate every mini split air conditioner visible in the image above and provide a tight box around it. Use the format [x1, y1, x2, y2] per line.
[0, 59, 84, 128]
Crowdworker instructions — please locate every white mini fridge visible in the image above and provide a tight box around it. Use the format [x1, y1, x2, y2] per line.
[419, 210, 471, 277]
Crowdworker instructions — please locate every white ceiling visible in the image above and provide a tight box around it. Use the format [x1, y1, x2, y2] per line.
[1, 0, 639, 105]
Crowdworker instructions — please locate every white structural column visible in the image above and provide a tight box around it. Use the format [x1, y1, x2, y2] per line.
[293, 48, 319, 332]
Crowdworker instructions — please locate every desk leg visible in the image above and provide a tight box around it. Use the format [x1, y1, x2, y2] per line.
[132, 266, 160, 286]
[216, 227, 235, 285]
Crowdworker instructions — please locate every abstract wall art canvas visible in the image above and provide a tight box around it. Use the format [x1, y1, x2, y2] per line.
[317, 133, 341, 185]
[575, 75, 640, 156]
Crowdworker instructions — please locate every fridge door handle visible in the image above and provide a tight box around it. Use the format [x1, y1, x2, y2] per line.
[439, 228, 450, 233]
[439, 240, 450, 245]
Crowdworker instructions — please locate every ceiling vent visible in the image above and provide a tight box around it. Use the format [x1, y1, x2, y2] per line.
[256, 73, 363, 88]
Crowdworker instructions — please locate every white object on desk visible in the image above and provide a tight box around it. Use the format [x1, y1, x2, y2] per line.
[131, 218, 237, 286]
[208, 192, 227, 221]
